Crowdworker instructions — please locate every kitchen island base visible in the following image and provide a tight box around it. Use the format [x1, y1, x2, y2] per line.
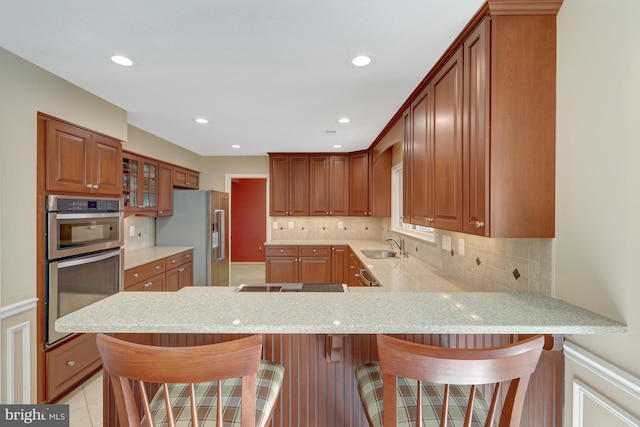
[103, 333, 563, 427]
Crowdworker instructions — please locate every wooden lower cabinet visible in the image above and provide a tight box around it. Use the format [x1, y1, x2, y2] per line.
[104, 333, 564, 427]
[46, 333, 101, 402]
[331, 245, 349, 284]
[124, 250, 193, 291]
[266, 245, 332, 284]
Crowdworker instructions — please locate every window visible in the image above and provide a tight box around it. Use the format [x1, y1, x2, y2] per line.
[391, 163, 435, 242]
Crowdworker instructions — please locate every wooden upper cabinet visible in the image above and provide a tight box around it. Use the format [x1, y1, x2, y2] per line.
[309, 155, 349, 216]
[157, 162, 173, 217]
[122, 152, 158, 215]
[43, 116, 122, 196]
[406, 86, 432, 227]
[430, 47, 463, 232]
[462, 19, 490, 236]
[269, 155, 309, 216]
[173, 166, 199, 189]
[349, 151, 370, 216]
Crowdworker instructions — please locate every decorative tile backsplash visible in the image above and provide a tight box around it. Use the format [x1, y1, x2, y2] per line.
[125, 214, 553, 296]
[271, 216, 553, 296]
[123, 216, 156, 250]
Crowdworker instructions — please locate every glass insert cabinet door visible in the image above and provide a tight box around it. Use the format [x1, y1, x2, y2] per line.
[123, 154, 157, 210]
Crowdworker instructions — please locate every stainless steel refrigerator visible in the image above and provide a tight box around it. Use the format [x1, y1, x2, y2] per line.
[156, 189, 229, 286]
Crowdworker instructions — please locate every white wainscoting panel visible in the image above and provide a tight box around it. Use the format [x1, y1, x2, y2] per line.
[5, 321, 31, 404]
[566, 342, 640, 427]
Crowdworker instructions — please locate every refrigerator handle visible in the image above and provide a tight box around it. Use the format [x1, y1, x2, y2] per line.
[215, 209, 225, 261]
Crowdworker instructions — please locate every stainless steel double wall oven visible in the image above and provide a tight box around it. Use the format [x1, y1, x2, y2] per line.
[45, 195, 123, 347]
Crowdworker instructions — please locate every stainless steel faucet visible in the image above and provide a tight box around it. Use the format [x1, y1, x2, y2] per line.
[386, 236, 407, 257]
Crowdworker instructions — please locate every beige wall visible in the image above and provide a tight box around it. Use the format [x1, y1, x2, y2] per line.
[0, 48, 127, 305]
[124, 125, 202, 172]
[0, 47, 127, 403]
[200, 156, 269, 191]
[556, 0, 640, 424]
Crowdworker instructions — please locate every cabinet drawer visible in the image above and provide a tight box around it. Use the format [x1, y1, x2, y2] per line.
[124, 259, 166, 287]
[46, 333, 101, 401]
[266, 245, 298, 257]
[299, 246, 331, 257]
[125, 273, 165, 291]
[165, 250, 193, 269]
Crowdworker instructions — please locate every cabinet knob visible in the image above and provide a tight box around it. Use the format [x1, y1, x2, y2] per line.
[155, 265, 161, 269]
[186, 254, 190, 258]
[133, 273, 139, 278]
[313, 249, 316, 253]
[92, 184, 99, 189]
[144, 282, 152, 287]
[66, 360, 75, 367]
[172, 260, 176, 263]
[86, 184, 92, 189]
[179, 268, 184, 272]
[475, 221, 485, 229]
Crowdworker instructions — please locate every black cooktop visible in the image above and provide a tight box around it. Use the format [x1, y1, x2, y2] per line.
[235, 283, 348, 293]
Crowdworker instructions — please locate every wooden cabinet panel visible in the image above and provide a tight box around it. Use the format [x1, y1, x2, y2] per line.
[45, 333, 101, 401]
[166, 262, 193, 291]
[269, 155, 309, 216]
[122, 152, 159, 215]
[157, 162, 173, 217]
[298, 246, 331, 257]
[124, 259, 166, 288]
[299, 257, 331, 283]
[43, 116, 122, 196]
[349, 151, 370, 216]
[173, 166, 199, 189]
[266, 257, 298, 283]
[307, 155, 350, 216]
[165, 250, 193, 269]
[430, 47, 463, 232]
[407, 86, 432, 226]
[331, 245, 349, 284]
[126, 272, 165, 292]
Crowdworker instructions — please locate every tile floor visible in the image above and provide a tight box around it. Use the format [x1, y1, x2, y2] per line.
[58, 262, 265, 427]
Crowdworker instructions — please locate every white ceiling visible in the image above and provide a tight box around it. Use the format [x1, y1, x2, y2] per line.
[0, 0, 484, 156]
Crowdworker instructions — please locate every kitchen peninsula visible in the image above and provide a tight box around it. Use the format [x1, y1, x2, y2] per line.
[57, 242, 625, 427]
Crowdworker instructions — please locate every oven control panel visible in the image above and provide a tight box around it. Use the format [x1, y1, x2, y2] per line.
[47, 195, 122, 212]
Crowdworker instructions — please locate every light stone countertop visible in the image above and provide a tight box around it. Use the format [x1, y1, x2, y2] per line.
[124, 246, 194, 270]
[56, 287, 626, 335]
[62, 240, 624, 336]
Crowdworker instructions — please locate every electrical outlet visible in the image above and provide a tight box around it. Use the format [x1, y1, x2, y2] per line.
[272, 221, 278, 229]
[129, 226, 135, 237]
[458, 238, 465, 256]
[288, 221, 294, 229]
[338, 221, 344, 229]
[442, 235, 451, 251]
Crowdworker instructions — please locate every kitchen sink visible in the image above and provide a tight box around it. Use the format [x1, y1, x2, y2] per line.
[236, 283, 348, 292]
[361, 249, 399, 259]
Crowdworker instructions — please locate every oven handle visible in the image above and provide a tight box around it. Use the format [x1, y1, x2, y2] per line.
[51, 212, 122, 220]
[55, 249, 121, 268]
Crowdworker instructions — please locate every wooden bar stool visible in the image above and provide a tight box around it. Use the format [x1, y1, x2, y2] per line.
[97, 334, 284, 427]
[355, 334, 545, 427]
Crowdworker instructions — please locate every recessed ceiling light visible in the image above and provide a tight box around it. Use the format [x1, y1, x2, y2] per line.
[333, 144, 343, 149]
[111, 55, 133, 67]
[231, 144, 240, 149]
[351, 55, 371, 67]
[338, 118, 351, 124]
[194, 118, 209, 124]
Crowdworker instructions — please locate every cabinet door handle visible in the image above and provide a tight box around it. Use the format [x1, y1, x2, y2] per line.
[66, 360, 75, 367]
[475, 221, 485, 229]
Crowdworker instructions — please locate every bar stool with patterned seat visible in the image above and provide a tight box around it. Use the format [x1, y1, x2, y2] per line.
[97, 333, 284, 427]
[355, 334, 545, 427]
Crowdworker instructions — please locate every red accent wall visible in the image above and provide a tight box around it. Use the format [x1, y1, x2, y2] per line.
[231, 179, 266, 262]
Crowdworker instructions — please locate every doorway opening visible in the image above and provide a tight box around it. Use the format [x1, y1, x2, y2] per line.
[225, 174, 269, 285]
